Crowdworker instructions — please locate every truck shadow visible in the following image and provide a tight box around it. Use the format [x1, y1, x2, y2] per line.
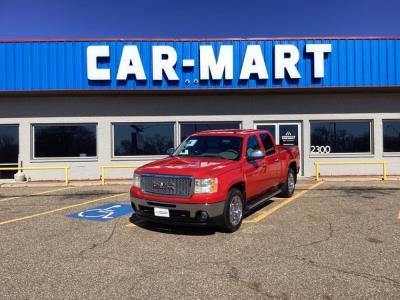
[128, 214, 218, 236]
[128, 198, 277, 235]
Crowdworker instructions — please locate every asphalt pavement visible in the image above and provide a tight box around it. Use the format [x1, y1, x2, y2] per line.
[0, 179, 399, 299]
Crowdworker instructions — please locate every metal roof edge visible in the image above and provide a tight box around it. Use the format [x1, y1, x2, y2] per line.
[0, 36, 400, 43]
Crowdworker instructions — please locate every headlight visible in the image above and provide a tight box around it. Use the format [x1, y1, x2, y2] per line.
[133, 173, 141, 188]
[194, 178, 218, 194]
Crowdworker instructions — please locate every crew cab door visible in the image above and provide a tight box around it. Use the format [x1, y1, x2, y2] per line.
[243, 135, 267, 200]
[260, 132, 281, 187]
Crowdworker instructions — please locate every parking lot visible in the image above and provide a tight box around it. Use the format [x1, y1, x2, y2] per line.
[0, 179, 399, 299]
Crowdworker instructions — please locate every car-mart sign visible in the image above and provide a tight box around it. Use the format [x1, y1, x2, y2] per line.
[87, 44, 332, 81]
[0, 38, 399, 91]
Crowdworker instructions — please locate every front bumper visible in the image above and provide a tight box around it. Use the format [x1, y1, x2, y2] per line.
[130, 196, 225, 225]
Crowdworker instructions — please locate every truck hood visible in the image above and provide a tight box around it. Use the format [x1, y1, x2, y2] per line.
[136, 156, 239, 178]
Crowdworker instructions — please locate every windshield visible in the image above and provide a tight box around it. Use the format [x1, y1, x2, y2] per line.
[174, 136, 243, 160]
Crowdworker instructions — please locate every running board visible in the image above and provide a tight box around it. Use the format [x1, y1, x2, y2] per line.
[245, 188, 281, 212]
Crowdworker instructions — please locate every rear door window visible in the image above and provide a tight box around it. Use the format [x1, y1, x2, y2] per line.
[260, 133, 276, 155]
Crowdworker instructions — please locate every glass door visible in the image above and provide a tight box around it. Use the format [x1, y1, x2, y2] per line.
[255, 122, 302, 174]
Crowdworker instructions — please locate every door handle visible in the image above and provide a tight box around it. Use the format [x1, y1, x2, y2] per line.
[274, 159, 279, 162]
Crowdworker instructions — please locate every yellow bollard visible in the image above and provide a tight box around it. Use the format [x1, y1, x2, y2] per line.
[383, 161, 387, 180]
[64, 167, 69, 186]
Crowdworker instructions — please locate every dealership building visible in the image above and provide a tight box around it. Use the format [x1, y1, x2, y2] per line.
[0, 37, 400, 181]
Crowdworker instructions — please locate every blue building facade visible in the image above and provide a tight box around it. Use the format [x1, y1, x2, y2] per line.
[0, 37, 399, 92]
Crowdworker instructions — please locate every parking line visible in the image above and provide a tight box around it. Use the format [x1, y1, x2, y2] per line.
[0, 186, 74, 203]
[0, 193, 127, 226]
[243, 181, 324, 224]
[0, 196, 21, 203]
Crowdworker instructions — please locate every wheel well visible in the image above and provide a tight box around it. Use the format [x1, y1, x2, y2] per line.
[230, 182, 245, 198]
[289, 162, 297, 183]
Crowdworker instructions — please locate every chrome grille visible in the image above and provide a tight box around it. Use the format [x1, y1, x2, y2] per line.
[141, 174, 194, 197]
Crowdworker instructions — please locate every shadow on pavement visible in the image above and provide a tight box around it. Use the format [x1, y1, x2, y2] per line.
[128, 214, 217, 236]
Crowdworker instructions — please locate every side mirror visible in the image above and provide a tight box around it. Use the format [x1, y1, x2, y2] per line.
[166, 148, 175, 156]
[248, 150, 265, 160]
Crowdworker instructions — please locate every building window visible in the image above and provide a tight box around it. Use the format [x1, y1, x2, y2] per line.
[0, 125, 19, 164]
[383, 120, 400, 153]
[310, 120, 371, 155]
[33, 124, 97, 158]
[113, 123, 174, 156]
[180, 122, 241, 142]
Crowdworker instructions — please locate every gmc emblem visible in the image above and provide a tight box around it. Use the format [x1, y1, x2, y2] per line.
[153, 181, 175, 192]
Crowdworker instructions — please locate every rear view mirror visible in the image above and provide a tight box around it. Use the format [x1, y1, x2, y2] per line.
[166, 148, 175, 156]
[248, 150, 265, 160]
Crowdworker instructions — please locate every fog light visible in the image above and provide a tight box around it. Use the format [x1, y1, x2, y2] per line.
[197, 211, 209, 222]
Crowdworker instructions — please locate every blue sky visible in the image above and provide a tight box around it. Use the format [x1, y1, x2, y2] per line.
[1, 0, 399, 39]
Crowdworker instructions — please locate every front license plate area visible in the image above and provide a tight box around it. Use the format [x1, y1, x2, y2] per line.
[154, 207, 170, 218]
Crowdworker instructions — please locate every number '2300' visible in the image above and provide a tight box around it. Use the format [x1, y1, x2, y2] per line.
[310, 145, 331, 154]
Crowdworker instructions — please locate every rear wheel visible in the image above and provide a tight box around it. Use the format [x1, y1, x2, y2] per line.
[221, 188, 244, 233]
[279, 168, 296, 198]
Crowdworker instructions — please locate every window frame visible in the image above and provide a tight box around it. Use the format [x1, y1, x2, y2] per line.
[111, 122, 176, 159]
[383, 119, 400, 156]
[31, 123, 98, 161]
[309, 119, 374, 157]
[178, 121, 242, 143]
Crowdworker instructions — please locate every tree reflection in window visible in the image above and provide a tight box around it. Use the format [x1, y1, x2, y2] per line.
[34, 125, 97, 158]
[311, 121, 371, 153]
[114, 123, 174, 156]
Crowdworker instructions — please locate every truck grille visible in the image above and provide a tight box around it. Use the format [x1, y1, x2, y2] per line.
[141, 174, 194, 198]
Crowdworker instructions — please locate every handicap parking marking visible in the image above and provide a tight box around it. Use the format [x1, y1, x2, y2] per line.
[66, 203, 133, 222]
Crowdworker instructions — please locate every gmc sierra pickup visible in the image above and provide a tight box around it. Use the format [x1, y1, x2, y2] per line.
[130, 129, 300, 232]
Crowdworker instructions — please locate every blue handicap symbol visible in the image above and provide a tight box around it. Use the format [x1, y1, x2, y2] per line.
[66, 203, 134, 222]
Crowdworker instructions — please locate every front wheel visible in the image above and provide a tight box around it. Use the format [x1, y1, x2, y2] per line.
[279, 168, 296, 198]
[221, 188, 244, 233]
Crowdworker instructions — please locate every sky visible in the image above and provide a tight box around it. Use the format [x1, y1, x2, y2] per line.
[0, 0, 399, 39]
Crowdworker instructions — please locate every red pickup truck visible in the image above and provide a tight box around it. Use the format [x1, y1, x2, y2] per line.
[130, 129, 300, 232]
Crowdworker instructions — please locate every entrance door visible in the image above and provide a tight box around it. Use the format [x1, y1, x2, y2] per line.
[255, 122, 302, 174]
[0, 125, 19, 179]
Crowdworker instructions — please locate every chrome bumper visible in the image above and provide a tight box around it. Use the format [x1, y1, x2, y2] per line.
[130, 196, 225, 218]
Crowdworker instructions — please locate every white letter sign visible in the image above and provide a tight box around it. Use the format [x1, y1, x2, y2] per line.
[152, 46, 179, 81]
[239, 45, 268, 80]
[87, 45, 110, 80]
[200, 45, 233, 80]
[117, 46, 146, 81]
[274, 44, 301, 79]
[306, 44, 332, 78]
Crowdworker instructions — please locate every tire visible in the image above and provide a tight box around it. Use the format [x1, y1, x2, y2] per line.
[279, 168, 296, 198]
[221, 188, 244, 233]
